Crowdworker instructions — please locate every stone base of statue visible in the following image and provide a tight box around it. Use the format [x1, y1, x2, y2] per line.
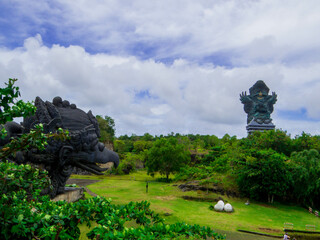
[52, 187, 84, 202]
[246, 119, 275, 134]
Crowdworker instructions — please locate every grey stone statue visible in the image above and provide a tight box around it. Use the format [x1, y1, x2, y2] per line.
[240, 80, 277, 124]
[1, 96, 119, 198]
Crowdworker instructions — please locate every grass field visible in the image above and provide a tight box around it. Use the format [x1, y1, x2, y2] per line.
[71, 171, 320, 239]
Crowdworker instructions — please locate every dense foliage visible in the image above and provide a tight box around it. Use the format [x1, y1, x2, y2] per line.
[146, 137, 190, 181]
[0, 161, 225, 239]
[96, 115, 115, 144]
[288, 149, 320, 207]
[0, 78, 35, 124]
[175, 130, 320, 207]
[235, 149, 290, 203]
[109, 127, 320, 209]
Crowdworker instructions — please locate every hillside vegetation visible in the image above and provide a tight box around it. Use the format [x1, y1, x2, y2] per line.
[108, 129, 320, 209]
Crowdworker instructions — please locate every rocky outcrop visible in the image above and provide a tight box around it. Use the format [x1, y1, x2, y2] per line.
[178, 181, 239, 197]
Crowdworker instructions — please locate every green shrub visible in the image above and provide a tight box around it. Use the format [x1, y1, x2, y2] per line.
[0, 161, 225, 239]
[0, 78, 225, 239]
[112, 152, 145, 175]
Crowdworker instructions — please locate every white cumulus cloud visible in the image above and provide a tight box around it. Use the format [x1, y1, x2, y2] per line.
[1, 35, 320, 137]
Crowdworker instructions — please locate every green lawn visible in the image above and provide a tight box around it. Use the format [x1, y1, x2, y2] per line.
[72, 171, 320, 239]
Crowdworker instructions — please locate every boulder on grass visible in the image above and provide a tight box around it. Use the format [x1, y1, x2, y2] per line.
[224, 203, 233, 212]
[214, 200, 224, 212]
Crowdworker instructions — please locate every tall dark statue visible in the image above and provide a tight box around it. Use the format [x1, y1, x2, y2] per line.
[1, 96, 119, 198]
[240, 80, 277, 124]
[240, 80, 277, 133]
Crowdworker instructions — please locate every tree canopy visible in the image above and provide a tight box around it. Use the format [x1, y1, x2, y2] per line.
[96, 115, 115, 144]
[146, 137, 190, 181]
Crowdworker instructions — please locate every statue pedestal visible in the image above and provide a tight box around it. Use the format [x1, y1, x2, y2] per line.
[52, 187, 84, 202]
[246, 119, 275, 134]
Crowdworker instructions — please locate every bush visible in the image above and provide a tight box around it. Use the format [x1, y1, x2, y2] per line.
[0, 79, 226, 239]
[112, 152, 145, 175]
[146, 137, 190, 181]
[0, 162, 225, 239]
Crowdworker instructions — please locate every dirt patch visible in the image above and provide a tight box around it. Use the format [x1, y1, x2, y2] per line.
[155, 196, 176, 201]
[151, 206, 173, 215]
[258, 228, 282, 234]
[67, 179, 100, 187]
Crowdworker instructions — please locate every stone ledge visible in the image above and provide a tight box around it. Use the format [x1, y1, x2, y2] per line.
[52, 187, 84, 202]
[246, 119, 275, 134]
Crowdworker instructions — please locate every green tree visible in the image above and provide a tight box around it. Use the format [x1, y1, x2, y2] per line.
[141, 132, 154, 141]
[292, 132, 320, 153]
[202, 135, 220, 149]
[201, 146, 227, 167]
[240, 129, 292, 156]
[114, 139, 134, 153]
[146, 137, 190, 181]
[96, 115, 115, 144]
[191, 138, 205, 152]
[236, 149, 290, 203]
[0, 78, 36, 124]
[289, 149, 320, 207]
[133, 140, 153, 153]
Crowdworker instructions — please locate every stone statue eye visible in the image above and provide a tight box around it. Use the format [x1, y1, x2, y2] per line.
[98, 142, 105, 152]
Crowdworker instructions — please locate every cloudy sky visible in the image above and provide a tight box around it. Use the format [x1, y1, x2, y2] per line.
[1, 0, 320, 138]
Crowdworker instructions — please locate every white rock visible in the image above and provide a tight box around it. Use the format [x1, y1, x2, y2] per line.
[224, 203, 233, 212]
[214, 204, 224, 211]
[214, 200, 224, 211]
[217, 200, 224, 206]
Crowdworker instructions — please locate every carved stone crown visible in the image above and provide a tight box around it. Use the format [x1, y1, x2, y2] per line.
[249, 80, 269, 96]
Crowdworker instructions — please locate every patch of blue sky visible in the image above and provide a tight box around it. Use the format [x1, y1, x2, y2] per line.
[0, 6, 72, 50]
[200, 51, 236, 68]
[160, 45, 238, 68]
[0, 6, 25, 47]
[282, 48, 320, 66]
[125, 41, 159, 60]
[125, 35, 192, 61]
[0, 21, 37, 48]
[125, 42, 239, 69]
[154, 57, 177, 65]
[39, 24, 68, 46]
[278, 108, 319, 122]
[0, 1, 61, 46]
[134, 89, 159, 102]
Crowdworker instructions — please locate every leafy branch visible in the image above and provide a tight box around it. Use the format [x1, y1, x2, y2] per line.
[0, 78, 36, 124]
